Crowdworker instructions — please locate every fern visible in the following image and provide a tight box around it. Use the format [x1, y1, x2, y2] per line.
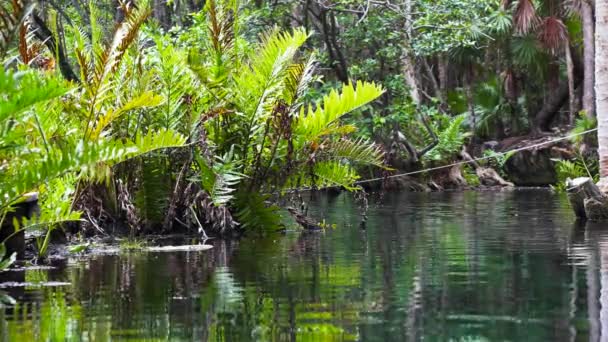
[295, 81, 384, 143]
[553, 157, 599, 192]
[424, 114, 468, 162]
[323, 138, 386, 168]
[0, 70, 70, 123]
[196, 150, 244, 206]
[285, 161, 360, 191]
[1, 129, 186, 209]
[233, 191, 282, 232]
[570, 114, 597, 146]
[0, 0, 35, 58]
[234, 28, 310, 130]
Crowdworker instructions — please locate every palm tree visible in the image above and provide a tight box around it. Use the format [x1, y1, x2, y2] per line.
[597, 0, 608, 190]
[582, 0, 596, 118]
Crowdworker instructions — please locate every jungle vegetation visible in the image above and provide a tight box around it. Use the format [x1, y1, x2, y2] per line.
[1, 0, 608, 259]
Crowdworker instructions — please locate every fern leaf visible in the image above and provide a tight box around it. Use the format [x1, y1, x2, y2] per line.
[233, 191, 282, 232]
[0, 70, 70, 122]
[295, 81, 384, 142]
[324, 138, 386, 168]
[285, 161, 360, 191]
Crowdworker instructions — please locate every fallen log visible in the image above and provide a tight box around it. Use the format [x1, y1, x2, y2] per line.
[566, 177, 608, 221]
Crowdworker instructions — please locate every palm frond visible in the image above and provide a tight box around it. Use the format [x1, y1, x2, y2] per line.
[235, 28, 310, 121]
[513, 0, 540, 34]
[537, 16, 568, 53]
[93, 0, 150, 87]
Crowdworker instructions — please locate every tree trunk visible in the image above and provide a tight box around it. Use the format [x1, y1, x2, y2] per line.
[464, 65, 476, 139]
[402, 45, 421, 104]
[566, 43, 577, 124]
[402, 0, 420, 105]
[153, 0, 170, 30]
[566, 177, 608, 220]
[583, 0, 596, 118]
[536, 81, 570, 131]
[598, 0, 608, 186]
[438, 54, 449, 106]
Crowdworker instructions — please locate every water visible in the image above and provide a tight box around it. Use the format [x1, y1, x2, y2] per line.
[0, 190, 606, 341]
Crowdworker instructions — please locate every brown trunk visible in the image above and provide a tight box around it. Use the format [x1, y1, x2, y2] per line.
[422, 57, 447, 110]
[464, 65, 476, 138]
[566, 177, 608, 220]
[153, 0, 171, 29]
[583, 0, 596, 118]
[438, 54, 449, 105]
[566, 43, 577, 124]
[536, 81, 570, 131]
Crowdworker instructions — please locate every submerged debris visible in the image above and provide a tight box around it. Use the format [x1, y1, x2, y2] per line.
[144, 245, 213, 252]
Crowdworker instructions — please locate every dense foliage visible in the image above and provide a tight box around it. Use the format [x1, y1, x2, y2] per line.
[1, 0, 389, 255]
[0, 0, 604, 258]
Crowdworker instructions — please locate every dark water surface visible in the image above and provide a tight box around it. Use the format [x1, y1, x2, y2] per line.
[1, 190, 607, 341]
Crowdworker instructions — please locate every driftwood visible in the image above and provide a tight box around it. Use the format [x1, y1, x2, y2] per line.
[461, 149, 514, 187]
[566, 177, 608, 221]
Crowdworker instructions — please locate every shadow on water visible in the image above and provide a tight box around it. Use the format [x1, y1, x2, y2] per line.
[3, 190, 608, 341]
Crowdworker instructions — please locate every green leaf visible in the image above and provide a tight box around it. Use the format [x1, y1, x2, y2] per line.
[295, 81, 384, 142]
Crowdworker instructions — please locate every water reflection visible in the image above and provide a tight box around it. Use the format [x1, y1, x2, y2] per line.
[2, 190, 608, 341]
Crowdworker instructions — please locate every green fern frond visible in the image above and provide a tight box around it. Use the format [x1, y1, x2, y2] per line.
[235, 28, 310, 120]
[90, 91, 163, 139]
[295, 81, 384, 142]
[196, 150, 243, 206]
[0, 70, 70, 122]
[16, 175, 82, 233]
[313, 161, 360, 190]
[1, 129, 185, 208]
[570, 114, 597, 146]
[285, 161, 360, 191]
[324, 138, 386, 168]
[424, 114, 467, 162]
[284, 53, 317, 111]
[233, 191, 282, 232]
